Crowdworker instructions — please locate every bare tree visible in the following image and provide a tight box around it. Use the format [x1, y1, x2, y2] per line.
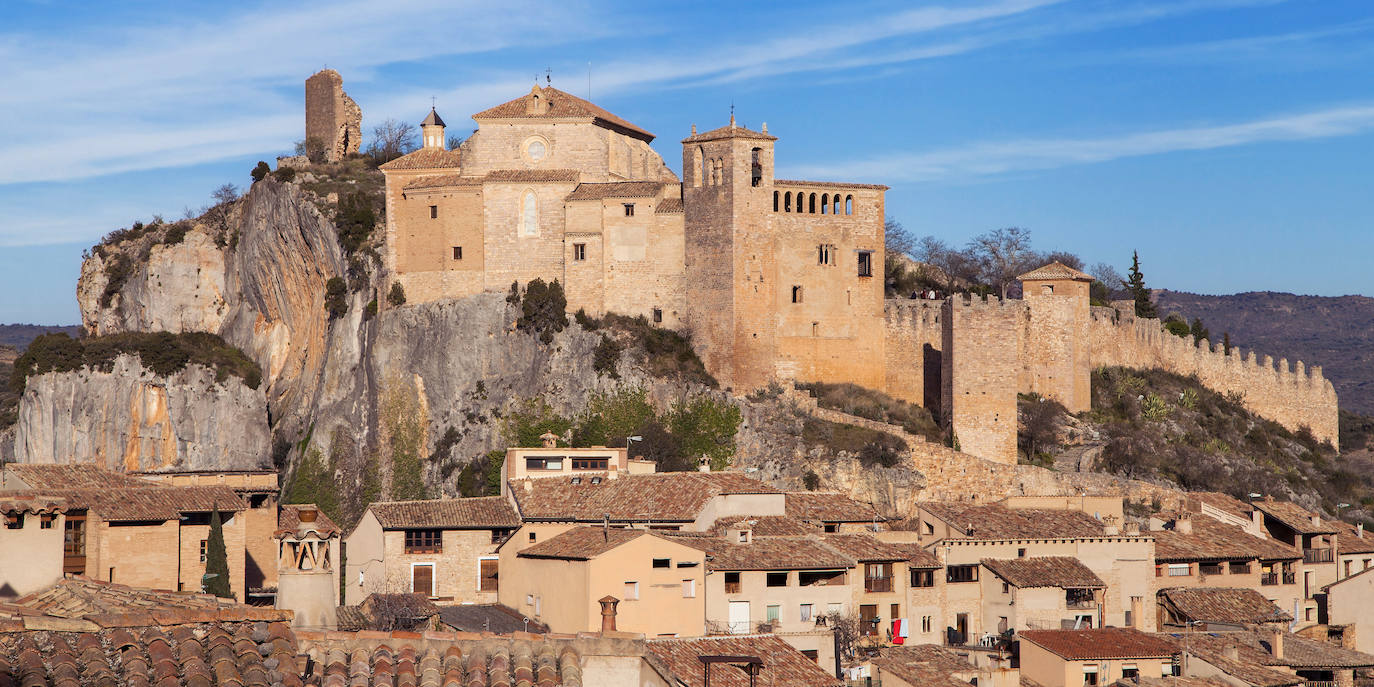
[915, 236, 978, 295]
[823, 611, 863, 661]
[1090, 262, 1127, 302]
[202, 183, 241, 241]
[366, 119, 418, 163]
[1019, 393, 1066, 462]
[884, 217, 915, 258]
[969, 226, 1033, 299]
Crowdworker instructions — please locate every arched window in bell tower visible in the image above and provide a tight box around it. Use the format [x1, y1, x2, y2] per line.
[693, 147, 704, 187]
[751, 147, 763, 187]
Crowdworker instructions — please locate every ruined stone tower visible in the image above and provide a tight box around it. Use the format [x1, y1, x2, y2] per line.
[304, 69, 361, 162]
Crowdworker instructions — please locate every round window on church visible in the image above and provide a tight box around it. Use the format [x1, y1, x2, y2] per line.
[524, 137, 547, 163]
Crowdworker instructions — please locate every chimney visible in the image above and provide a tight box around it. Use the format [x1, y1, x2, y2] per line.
[1103, 515, 1120, 536]
[297, 506, 319, 535]
[1266, 629, 1284, 660]
[1175, 515, 1193, 535]
[540, 432, 558, 448]
[1223, 645, 1239, 661]
[1311, 513, 1321, 528]
[598, 596, 620, 633]
[1124, 522, 1141, 536]
[697, 456, 710, 473]
[1359, 523, 1365, 539]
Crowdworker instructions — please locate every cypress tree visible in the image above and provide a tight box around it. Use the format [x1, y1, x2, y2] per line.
[204, 508, 232, 598]
[1122, 251, 1158, 319]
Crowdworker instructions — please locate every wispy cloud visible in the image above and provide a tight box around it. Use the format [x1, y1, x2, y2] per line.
[790, 104, 1374, 182]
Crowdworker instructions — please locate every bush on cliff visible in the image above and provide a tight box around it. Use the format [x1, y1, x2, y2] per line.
[584, 312, 716, 388]
[514, 278, 568, 344]
[251, 161, 271, 183]
[10, 331, 261, 394]
[335, 191, 376, 256]
[387, 282, 406, 307]
[324, 277, 348, 319]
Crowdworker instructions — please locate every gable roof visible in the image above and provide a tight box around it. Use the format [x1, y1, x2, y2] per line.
[437, 604, 549, 634]
[565, 181, 663, 201]
[5, 485, 245, 521]
[681, 121, 777, 144]
[1019, 261, 1093, 282]
[0, 578, 287, 625]
[378, 147, 463, 171]
[1019, 628, 1178, 660]
[821, 534, 916, 562]
[1151, 517, 1299, 562]
[1331, 518, 1374, 555]
[483, 168, 581, 183]
[402, 174, 482, 191]
[647, 634, 842, 687]
[786, 492, 884, 524]
[873, 645, 982, 687]
[368, 496, 520, 530]
[1, 463, 157, 490]
[981, 556, 1105, 589]
[656, 197, 684, 214]
[1253, 499, 1336, 534]
[516, 526, 654, 561]
[921, 503, 1108, 540]
[665, 534, 855, 571]
[1157, 587, 1291, 624]
[511, 472, 779, 523]
[712, 515, 818, 537]
[474, 85, 655, 141]
[1170, 630, 1374, 670]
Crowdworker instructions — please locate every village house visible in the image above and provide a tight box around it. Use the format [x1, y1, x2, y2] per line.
[1322, 568, 1374, 654]
[0, 464, 249, 600]
[646, 634, 843, 687]
[1149, 513, 1305, 620]
[498, 431, 655, 497]
[1249, 500, 1339, 623]
[785, 492, 890, 533]
[1328, 518, 1374, 582]
[979, 556, 1107, 634]
[870, 644, 1021, 687]
[1169, 629, 1374, 687]
[1018, 627, 1181, 687]
[0, 495, 66, 598]
[344, 496, 521, 605]
[1155, 587, 1292, 632]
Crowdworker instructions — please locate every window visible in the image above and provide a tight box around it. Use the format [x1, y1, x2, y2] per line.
[452, 246, 462, 260]
[864, 563, 893, 593]
[573, 243, 586, 261]
[922, 616, 932, 633]
[947, 565, 979, 583]
[1230, 561, 1251, 574]
[571, 457, 608, 470]
[799, 570, 847, 586]
[1167, 563, 1191, 577]
[802, 650, 819, 663]
[1200, 562, 1224, 575]
[1122, 666, 1138, 680]
[911, 570, 934, 588]
[766, 605, 780, 623]
[800, 604, 813, 622]
[3, 513, 18, 529]
[824, 523, 838, 533]
[39, 514, 54, 529]
[737, 530, 749, 543]
[1306, 607, 1315, 621]
[624, 581, 639, 600]
[1017, 548, 1027, 558]
[891, 604, 900, 622]
[490, 528, 510, 544]
[859, 604, 879, 636]
[521, 191, 538, 236]
[624, 203, 635, 217]
[653, 558, 671, 569]
[405, 529, 443, 554]
[528, 531, 537, 542]
[725, 571, 741, 593]
[653, 308, 662, 324]
[791, 286, 803, 303]
[682, 579, 696, 598]
[429, 205, 438, 219]
[766, 572, 789, 587]
[751, 148, 763, 187]
[63, 513, 86, 573]
[412, 563, 434, 597]
[1002, 582, 1010, 594]
[525, 138, 547, 162]
[677, 561, 699, 568]
[525, 456, 564, 471]
[479, 558, 499, 592]
[199, 540, 208, 563]
[818, 244, 834, 265]
[1083, 667, 1099, 686]
[857, 251, 873, 277]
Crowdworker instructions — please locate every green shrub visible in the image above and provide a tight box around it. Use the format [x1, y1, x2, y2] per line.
[324, 277, 348, 318]
[666, 396, 742, 471]
[803, 470, 821, 491]
[600, 313, 715, 387]
[162, 223, 188, 246]
[801, 418, 907, 468]
[571, 387, 656, 448]
[593, 335, 622, 378]
[11, 331, 261, 394]
[251, 161, 271, 183]
[387, 282, 406, 307]
[283, 446, 340, 522]
[274, 166, 297, 183]
[795, 381, 940, 441]
[502, 398, 573, 448]
[574, 308, 600, 330]
[335, 191, 376, 255]
[515, 278, 568, 344]
[363, 298, 378, 321]
[100, 253, 133, 308]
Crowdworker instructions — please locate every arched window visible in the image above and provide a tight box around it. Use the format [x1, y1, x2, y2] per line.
[717, 158, 725, 185]
[809, 193, 817, 214]
[783, 192, 792, 212]
[821, 194, 829, 214]
[751, 147, 763, 187]
[845, 195, 854, 215]
[832, 196, 840, 215]
[693, 147, 704, 188]
[773, 191, 780, 212]
[521, 191, 538, 236]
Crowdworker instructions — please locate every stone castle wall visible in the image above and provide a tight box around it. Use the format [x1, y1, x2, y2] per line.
[941, 297, 1021, 465]
[882, 299, 943, 410]
[304, 70, 360, 162]
[1089, 304, 1339, 447]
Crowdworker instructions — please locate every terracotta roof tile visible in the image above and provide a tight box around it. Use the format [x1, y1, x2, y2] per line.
[873, 645, 981, 687]
[1157, 587, 1292, 624]
[665, 534, 855, 571]
[368, 496, 520, 530]
[0, 495, 66, 514]
[296, 631, 585, 687]
[378, 148, 463, 171]
[483, 168, 580, 183]
[3, 578, 288, 623]
[711, 515, 819, 537]
[647, 634, 841, 687]
[517, 526, 650, 560]
[276, 504, 341, 537]
[401, 174, 482, 191]
[1018, 261, 1094, 282]
[2, 463, 157, 489]
[682, 123, 777, 144]
[565, 181, 663, 201]
[1331, 518, 1374, 554]
[5, 484, 245, 521]
[1020, 628, 1179, 660]
[785, 492, 884, 524]
[436, 604, 548, 634]
[511, 472, 778, 523]
[1253, 499, 1336, 534]
[1187, 491, 1253, 520]
[1152, 517, 1300, 561]
[981, 556, 1105, 589]
[474, 85, 655, 141]
[656, 197, 684, 213]
[1167, 630, 1374, 670]
[921, 503, 1109, 540]
[821, 534, 915, 562]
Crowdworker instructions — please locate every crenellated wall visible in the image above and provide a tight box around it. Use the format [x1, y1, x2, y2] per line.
[883, 299, 944, 411]
[1089, 303, 1339, 447]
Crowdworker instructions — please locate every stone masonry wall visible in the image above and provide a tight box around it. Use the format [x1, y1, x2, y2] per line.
[942, 297, 1020, 465]
[304, 70, 360, 163]
[1089, 304, 1339, 447]
[883, 299, 943, 411]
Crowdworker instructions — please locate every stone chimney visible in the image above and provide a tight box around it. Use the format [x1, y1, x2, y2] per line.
[296, 506, 319, 536]
[540, 432, 558, 449]
[598, 596, 620, 633]
[1266, 629, 1284, 660]
[1103, 515, 1120, 536]
[1124, 522, 1141, 536]
[1311, 513, 1322, 528]
[1359, 523, 1365, 539]
[697, 456, 710, 473]
[1175, 514, 1193, 535]
[1223, 645, 1239, 661]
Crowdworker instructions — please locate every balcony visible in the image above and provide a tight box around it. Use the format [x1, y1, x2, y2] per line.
[1284, 572, 1297, 584]
[865, 577, 893, 593]
[1302, 681, 1336, 687]
[1304, 548, 1334, 564]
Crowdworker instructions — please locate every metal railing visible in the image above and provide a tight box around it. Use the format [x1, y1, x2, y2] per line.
[1261, 573, 1279, 586]
[1304, 548, 1334, 564]
[1301, 680, 1336, 687]
[1284, 572, 1297, 584]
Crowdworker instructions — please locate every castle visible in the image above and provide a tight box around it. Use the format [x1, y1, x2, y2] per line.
[311, 73, 1338, 463]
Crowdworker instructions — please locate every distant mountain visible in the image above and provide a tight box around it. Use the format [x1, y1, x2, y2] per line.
[1154, 290, 1374, 415]
[0, 323, 83, 350]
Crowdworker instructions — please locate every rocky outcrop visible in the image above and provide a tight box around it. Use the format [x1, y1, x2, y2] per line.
[13, 354, 270, 472]
[79, 230, 229, 336]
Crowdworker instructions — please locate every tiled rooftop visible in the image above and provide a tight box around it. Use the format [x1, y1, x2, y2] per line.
[1157, 587, 1291, 624]
[681, 122, 776, 144]
[483, 169, 581, 183]
[655, 197, 684, 214]
[821, 534, 916, 562]
[1019, 628, 1179, 660]
[773, 178, 889, 190]
[873, 645, 980, 687]
[277, 504, 341, 537]
[1, 463, 158, 490]
[1018, 261, 1094, 282]
[1252, 499, 1336, 535]
[517, 526, 655, 561]
[296, 630, 589, 687]
[921, 503, 1109, 540]
[378, 147, 463, 171]
[565, 181, 663, 201]
[368, 497, 520, 530]
[646, 634, 841, 687]
[981, 556, 1105, 589]
[4, 485, 246, 521]
[0, 495, 65, 515]
[0, 578, 290, 626]
[474, 85, 655, 141]
[401, 174, 481, 190]
[711, 515, 818, 537]
[1187, 491, 1254, 520]
[437, 604, 548, 635]
[1331, 518, 1374, 555]
[1165, 630, 1374, 670]
[785, 492, 884, 523]
[1151, 517, 1299, 562]
[511, 472, 778, 523]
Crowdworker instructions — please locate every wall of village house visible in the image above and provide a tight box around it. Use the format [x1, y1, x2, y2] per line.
[906, 583, 946, 646]
[1020, 643, 1172, 687]
[707, 567, 852, 634]
[244, 505, 279, 591]
[981, 581, 1085, 633]
[690, 493, 787, 530]
[1149, 558, 1303, 622]
[1089, 304, 1338, 447]
[179, 516, 247, 601]
[499, 555, 592, 632]
[942, 298, 1021, 464]
[377, 528, 502, 604]
[0, 511, 64, 598]
[1327, 573, 1374, 653]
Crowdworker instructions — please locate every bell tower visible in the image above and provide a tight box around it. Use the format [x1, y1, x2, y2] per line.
[421, 107, 446, 150]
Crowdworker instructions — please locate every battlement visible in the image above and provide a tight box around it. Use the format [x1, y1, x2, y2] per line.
[884, 299, 943, 327]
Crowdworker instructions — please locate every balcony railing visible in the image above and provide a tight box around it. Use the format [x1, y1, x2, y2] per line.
[1302, 681, 1336, 687]
[1284, 572, 1297, 584]
[1261, 573, 1279, 586]
[1304, 548, 1334, 564]
[865, 577, 893, 593]
[1067, 599, 1097, 610]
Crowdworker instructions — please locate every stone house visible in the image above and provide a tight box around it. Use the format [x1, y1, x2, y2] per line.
[1018, 627, 1181, 687]
[1170, 629, 1374, 687]
[1155, 587, 1292, 632]
[785, 492, 890, 533]
[645, 634, 842, 687]
[871, 644, 1021, 687]
[0, 464, 249, 600]
[0, 495, 65, 598]
[1322, 567, 1374, 654]
[498, 434, 653, 498]
[1249, 500, 1339, 625]
[979, 556, 1107, 634]
[499, 525, 708, 638]
[344, 496, 521, 605]
[1327, 518, 1374, 583]
[1148, 513, 1304, 622]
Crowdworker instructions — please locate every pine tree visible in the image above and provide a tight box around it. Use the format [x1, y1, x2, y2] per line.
[204, 508, 232, 598]
[1223, 332, 1232, 355]
[1122, 251, 1157, 319]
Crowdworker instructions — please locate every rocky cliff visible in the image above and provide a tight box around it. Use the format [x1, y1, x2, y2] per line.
[13, 354, 270, 472]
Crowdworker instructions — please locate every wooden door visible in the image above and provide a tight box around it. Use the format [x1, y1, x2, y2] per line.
[412, 564, 433, 597]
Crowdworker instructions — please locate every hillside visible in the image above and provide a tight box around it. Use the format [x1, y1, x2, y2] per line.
[0, 324, 83, 349]
[1155, 290, 1374, 415]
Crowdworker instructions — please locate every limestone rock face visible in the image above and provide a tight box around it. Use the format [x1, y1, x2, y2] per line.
[78, 230, 228, 337]
[13, 354, 270, 472]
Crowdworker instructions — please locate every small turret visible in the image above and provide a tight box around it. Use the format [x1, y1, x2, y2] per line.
[421, 107, 446, 150]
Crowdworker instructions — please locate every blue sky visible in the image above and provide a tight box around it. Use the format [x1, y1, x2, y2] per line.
[1, 0, 1372, 324]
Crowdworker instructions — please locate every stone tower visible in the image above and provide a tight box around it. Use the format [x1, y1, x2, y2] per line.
[1019, 261, 1093, 412]
[304, 69, 362, 162]
[681, 116, 779, 391]
[942, 296, 1020, 465]
[420, 107, 446, 150]
[274, 505, 340, 630]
